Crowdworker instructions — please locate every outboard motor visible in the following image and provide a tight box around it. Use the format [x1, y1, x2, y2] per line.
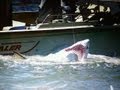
[65, 39, 89, 62]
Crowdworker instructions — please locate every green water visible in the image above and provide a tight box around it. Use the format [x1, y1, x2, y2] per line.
[0, 55, 120, 90]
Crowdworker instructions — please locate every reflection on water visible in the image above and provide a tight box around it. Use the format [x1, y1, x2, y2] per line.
[0, 54, 120, 90]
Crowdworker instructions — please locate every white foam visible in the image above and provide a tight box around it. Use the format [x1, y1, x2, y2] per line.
[0, 53, 120, 66]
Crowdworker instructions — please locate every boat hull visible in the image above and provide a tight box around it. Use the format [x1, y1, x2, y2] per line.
[1, 25, 120, 57]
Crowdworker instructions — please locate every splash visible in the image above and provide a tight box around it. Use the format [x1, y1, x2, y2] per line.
[25, 39, 89, 64]
[0, 39, 120, 66]
[11, 39, 89, 63]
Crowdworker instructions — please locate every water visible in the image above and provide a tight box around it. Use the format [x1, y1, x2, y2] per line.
[0, 54, 120, 90]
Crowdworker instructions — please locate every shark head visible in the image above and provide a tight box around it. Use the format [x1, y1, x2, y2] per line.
[65, 39, 89, 61]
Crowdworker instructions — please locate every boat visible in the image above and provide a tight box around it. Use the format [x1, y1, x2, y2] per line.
[1, 0, 120, 57]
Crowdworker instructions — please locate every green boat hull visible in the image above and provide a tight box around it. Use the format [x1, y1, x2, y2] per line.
[1, 24, 120, 57]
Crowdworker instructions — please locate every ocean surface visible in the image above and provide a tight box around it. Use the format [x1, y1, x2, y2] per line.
[0, 54, 120, 90]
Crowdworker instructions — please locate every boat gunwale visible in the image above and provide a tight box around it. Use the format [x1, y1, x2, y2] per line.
[1, 24, 120, 34]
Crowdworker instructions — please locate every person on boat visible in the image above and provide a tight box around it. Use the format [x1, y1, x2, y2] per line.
[36, 0, 62, 23]
[61, 0, 77, 22]
[103, 1, 120, 24]
[36, 0, 77, 23]
[97, 1, 120, 25]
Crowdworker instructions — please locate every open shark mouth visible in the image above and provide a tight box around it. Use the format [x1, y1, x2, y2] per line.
[65, 39, 89, 62]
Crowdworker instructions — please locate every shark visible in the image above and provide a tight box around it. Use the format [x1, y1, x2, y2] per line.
[13, 39, 90, 62]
